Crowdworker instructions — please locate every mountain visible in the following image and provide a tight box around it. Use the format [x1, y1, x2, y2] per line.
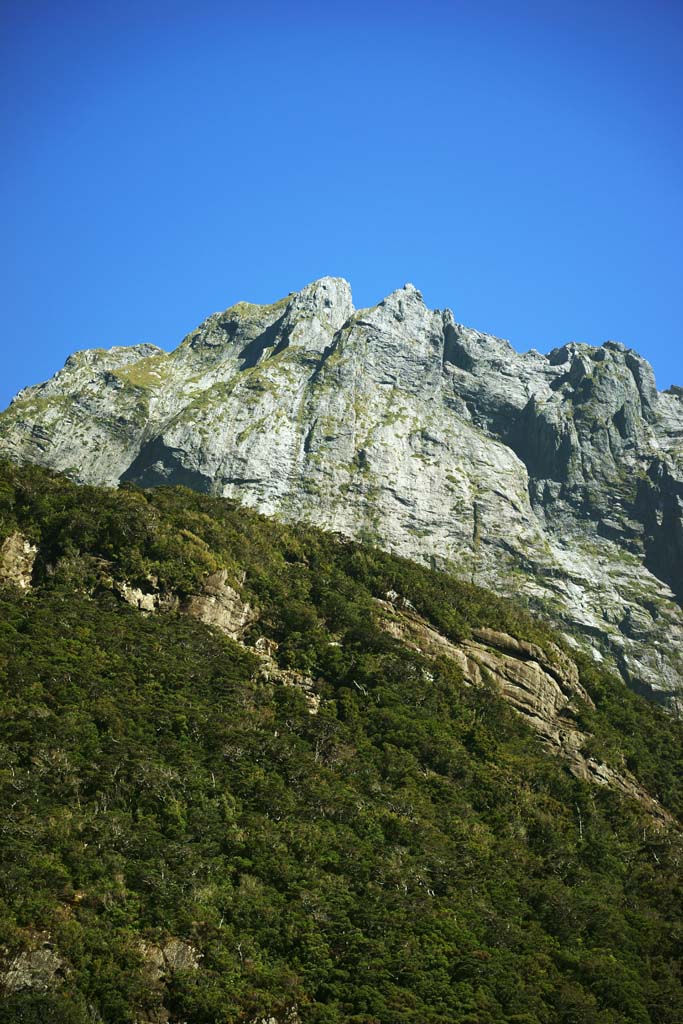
[1, 460, 682, 1024]
[1, 278, 682, 707]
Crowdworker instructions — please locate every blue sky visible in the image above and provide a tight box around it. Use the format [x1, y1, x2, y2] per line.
[2, 0, 681, 409]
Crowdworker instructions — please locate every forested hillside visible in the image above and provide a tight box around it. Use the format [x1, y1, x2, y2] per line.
[0, 461, 682, 1024]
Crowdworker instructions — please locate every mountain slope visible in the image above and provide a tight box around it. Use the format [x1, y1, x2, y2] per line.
[1, 278, 682, 707]
[1, 462, 683, 1024]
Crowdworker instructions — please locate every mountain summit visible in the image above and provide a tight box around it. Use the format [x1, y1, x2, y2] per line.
[1, 278, 682, 705]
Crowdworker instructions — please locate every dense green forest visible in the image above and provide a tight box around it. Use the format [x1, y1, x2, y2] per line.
[0, 460, 682, 1024]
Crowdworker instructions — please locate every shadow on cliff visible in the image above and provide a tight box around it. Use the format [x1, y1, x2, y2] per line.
[120, 438, 213, 492]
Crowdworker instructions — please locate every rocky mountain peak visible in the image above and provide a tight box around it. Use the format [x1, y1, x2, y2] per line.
[380, 282, 425, 304]
[373, 283, 427, 325]
[289, 276, 355, 332]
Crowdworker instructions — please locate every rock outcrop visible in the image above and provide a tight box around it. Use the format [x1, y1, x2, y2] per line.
[1, 277, 682, 705]
[253, 636, 321, 714]
[0, 532, 37, 589]
[180, 569, 258, 639]
[139, 937, 201, 980]
[113, 573, 319, 711]
[377, 595, 671, 825]
[1, 940, 68, 994]
[112, 569, 256, 639]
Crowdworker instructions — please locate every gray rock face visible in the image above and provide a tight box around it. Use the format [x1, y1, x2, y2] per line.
[1, 943, 68, 993]
[1, 277, 682, 705]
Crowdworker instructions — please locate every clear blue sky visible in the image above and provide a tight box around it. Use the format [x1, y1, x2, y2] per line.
[3, 0, 681, 410]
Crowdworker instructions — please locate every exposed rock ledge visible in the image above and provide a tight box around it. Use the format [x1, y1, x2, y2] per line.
[115, 569, 257, 639]
[377, 596, 672, 827]
[1, 938, 68, 994]
[139, 937, 201, 980]
[115, 569, 319, 712]
[253, 636, 321, 714]
[0, 531, 37, 589]
[180, 569, 258, 639]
